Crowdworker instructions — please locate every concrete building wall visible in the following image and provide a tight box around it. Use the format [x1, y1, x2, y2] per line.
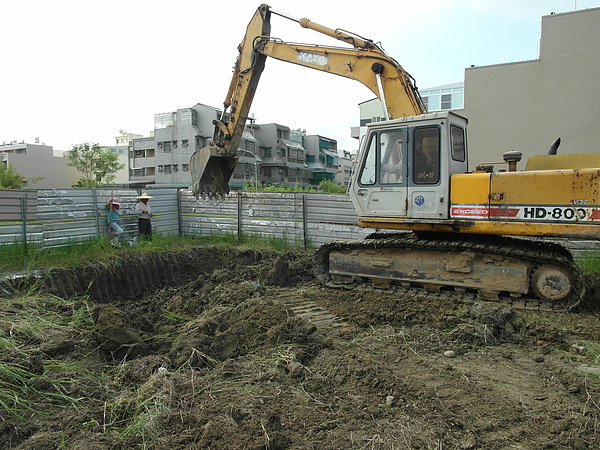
[102, 146, 129, 185]
[462, 8, 600, 168]
[0, 144, 80, 188]
[358, 99, 385, 126]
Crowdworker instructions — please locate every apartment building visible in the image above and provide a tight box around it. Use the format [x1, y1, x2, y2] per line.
[250, 123, 311, 187]
[303, 134, 339, 185]
[130, 103, 219, 187]
[336, 150, 354, 188]
[130, 105, 343, 189]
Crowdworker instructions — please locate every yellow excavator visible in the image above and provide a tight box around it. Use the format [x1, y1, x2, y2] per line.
[190, 4, 600, 310]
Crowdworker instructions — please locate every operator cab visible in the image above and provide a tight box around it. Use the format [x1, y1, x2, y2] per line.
[349, 111, 469, 220]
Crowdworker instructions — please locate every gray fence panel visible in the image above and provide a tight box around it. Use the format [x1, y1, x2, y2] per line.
[0, 224, 44, 244]
[144, 188, 180, 236]
[306, 222, 370, 247]
[0, 190, 37, 221]
[304, 193, 358, 225]
[181, 190, 238, 237]
[239, 192, 302, 220]
[181, 217, 239, 236]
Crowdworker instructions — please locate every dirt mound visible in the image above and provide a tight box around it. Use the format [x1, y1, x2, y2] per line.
[2, 247, 600, 449]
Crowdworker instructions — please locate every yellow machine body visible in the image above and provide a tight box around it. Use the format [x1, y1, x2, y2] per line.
[448, 167, 600, 239]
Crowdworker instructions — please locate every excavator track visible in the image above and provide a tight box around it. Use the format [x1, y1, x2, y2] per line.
[314, 233, 584, 311]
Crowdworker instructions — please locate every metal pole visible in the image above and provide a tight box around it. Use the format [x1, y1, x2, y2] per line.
[92, 187, 100, 236]
[20, 197, 28, 270]
[302, 195, 308, 248]
[237, 191, 242, 241]
[177, 188, 183, 236]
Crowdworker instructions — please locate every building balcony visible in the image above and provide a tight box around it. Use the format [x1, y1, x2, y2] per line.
[130, 174, 156, 182]
[131, 157, 155, 167]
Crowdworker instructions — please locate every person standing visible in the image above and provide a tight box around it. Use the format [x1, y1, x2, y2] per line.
[135, 192, 154, 239]
[106, 197, 123, 246]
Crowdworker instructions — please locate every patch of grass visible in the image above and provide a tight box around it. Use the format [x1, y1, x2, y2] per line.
[0, 293, 89, 422]
[577, 251, 600, 274]
[196, 231, 307, 254]
[0, 233, 309, 274]
[584, 341, 600, 366]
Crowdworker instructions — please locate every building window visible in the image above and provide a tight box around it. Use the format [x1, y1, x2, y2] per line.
[421, 86, 464, 111]
[155, 112, 176, 129]
[182, 140, 189, 148]
[163, 141, 172, 152]
[182, 164, 189, 172]
[163, 165, 172, 174]
[452, 91, 464, 109]
[441, 94, 452, 110]
[181, 109, 197, 126]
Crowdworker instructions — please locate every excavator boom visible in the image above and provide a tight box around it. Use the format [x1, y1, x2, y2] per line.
[190, 4, 425, 198]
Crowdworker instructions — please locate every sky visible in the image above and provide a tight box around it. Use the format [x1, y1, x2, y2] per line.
[1, 0, 599, 152]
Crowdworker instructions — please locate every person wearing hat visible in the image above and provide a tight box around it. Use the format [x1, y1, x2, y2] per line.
[135, 192, 154, 239]
[106, 197, 123, 246]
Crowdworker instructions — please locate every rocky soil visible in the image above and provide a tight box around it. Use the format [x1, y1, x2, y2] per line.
[1, 247, 600, 449]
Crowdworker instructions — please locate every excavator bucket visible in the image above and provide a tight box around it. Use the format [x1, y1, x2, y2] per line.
[190, 145, 239, 199]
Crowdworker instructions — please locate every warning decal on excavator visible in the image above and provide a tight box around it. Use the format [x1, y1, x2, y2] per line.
[451, 204, 600, 222]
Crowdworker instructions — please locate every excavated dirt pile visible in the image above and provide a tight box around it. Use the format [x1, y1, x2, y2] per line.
[2, 246, 600, 449]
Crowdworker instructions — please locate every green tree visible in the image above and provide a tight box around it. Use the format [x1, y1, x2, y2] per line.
[0, 163, 27, 189]
[66, 143, 124, 188]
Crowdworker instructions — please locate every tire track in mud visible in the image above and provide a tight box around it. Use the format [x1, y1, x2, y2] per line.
[266, 288, 355, 333]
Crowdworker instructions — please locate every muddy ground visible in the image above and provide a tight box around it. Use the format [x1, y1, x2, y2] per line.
[2, 247, 600, 449]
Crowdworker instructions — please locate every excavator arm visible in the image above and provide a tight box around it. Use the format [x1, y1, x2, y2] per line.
[190, 4, 426, 198]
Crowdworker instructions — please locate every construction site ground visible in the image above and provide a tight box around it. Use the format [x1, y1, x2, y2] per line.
[2, 246, 600, 449]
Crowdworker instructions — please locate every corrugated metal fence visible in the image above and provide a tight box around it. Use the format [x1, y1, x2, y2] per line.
[1, 187, 598, 267]
[0, 188, 181, 248]
[0, 187, 368, 250]
[179, 189, 369, 247]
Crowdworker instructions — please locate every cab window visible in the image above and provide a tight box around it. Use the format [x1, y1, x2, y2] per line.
[358, 134, 377, 185]
[413, 127, 440, 184]
[379, 131, 405, 185]
[450, 125, 465, 162]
